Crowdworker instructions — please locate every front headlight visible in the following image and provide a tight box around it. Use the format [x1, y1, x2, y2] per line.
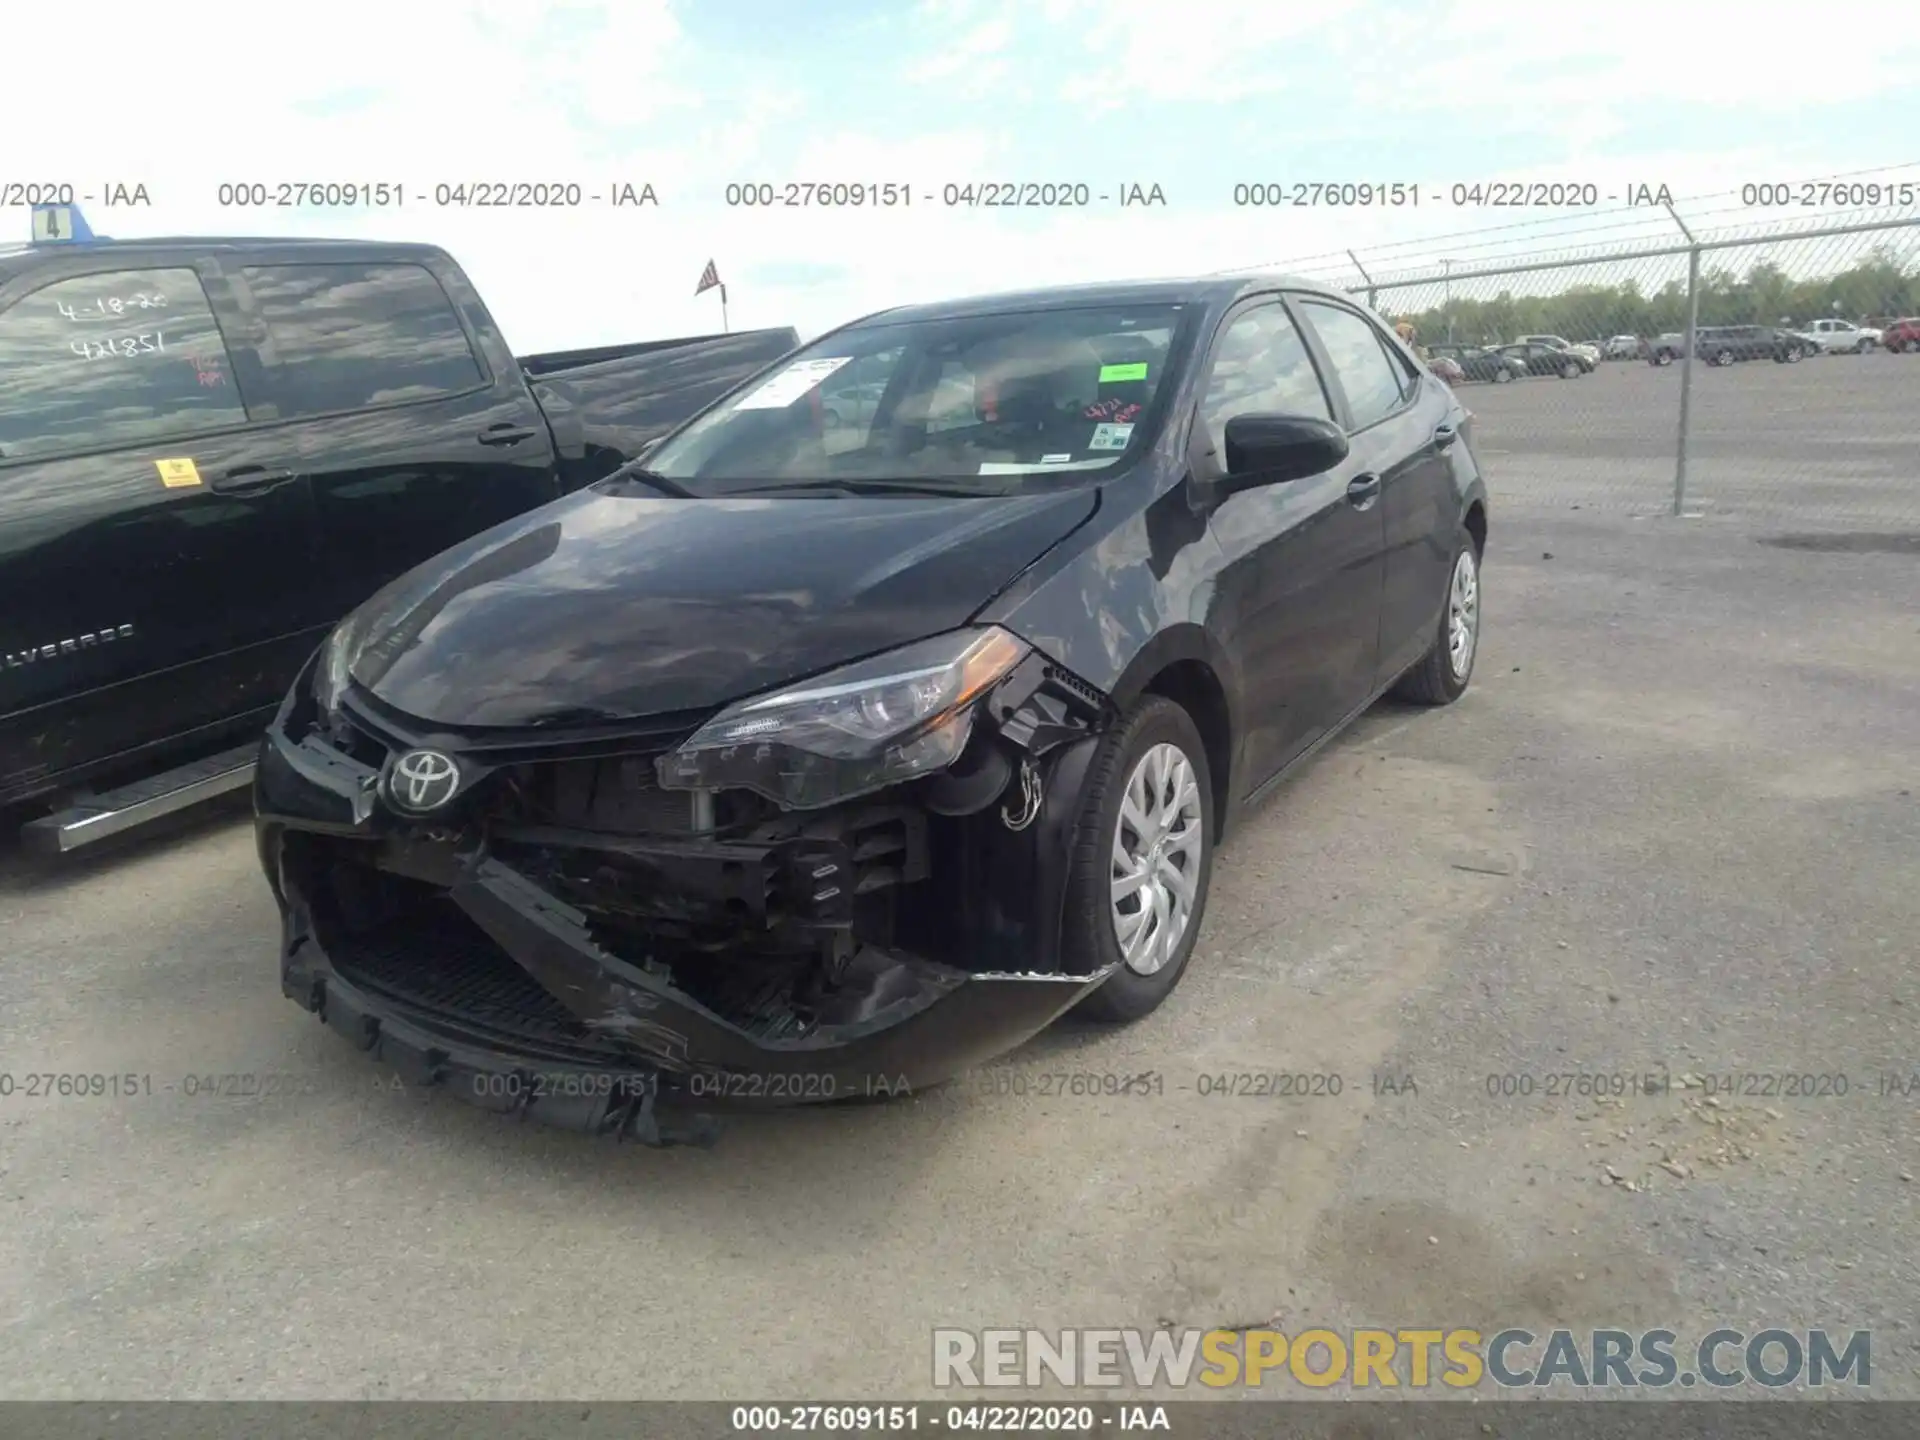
[311, 622, 354, 717]
[656, 626, 1030, 809]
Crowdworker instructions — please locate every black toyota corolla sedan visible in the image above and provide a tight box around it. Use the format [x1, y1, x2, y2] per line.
[255, 274, 1489, 1143]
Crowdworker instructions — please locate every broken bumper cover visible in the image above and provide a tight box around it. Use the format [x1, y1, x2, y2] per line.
[256, 726, 1114, 1137]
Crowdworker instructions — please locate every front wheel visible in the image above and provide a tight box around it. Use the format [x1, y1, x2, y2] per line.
[1653, 350, 1674, 367]
[1492, 366, 1513, 383]
[1064, 697, 1216, 1024]
[1784, 346, 1803, 363]
[1559, 360, 1581, 378]
[1857, 339, 1877, 354]
[1393, 528, 1480, 707]
[1711, 349, 1734, 367]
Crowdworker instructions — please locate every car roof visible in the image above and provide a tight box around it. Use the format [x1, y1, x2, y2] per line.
[0, 234, 447, 282]
[843, 272, 1353, 327]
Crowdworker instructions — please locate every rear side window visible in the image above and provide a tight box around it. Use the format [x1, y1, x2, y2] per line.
[242, 262, 484, 419]
[1299, 301, 1411, 430]
[0, 267, 247, 462]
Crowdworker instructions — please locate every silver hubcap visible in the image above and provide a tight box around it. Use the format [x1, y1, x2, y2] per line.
[1110, 743, 1204, 976]
[1448, 549, 1479, 679]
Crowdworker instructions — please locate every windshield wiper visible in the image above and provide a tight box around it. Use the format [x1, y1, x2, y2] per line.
[727, 478, 992, 498]
[597, 465, 695, 498]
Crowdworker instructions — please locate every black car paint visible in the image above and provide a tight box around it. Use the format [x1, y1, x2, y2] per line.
[0, 237, 796, 808]
[255, 273, 1488, 1140]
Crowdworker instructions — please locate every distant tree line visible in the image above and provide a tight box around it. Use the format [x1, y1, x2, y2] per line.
[1382, 245, 1918, 345]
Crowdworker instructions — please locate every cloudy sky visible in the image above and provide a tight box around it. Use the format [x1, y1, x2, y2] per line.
[14, 0, 1920, 349]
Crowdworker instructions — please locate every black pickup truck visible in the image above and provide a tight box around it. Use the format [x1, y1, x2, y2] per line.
[0, 232, 797, 850]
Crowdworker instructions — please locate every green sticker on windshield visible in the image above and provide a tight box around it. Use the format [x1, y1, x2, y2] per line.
[1098, 362, 1149, 382]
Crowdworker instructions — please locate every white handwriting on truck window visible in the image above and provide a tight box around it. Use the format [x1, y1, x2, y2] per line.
[57, 293, 170, 323]
[69, 331, 166, 360]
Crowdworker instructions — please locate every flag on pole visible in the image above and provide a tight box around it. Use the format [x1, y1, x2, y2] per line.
[695, 260, 721, 296]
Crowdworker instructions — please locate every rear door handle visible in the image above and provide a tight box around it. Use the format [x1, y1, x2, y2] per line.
[477, 423, 540, 447]
[1346, 473, 1382, 509]
[208, 465, 298, 496]
[1433, 422, 1459, 450]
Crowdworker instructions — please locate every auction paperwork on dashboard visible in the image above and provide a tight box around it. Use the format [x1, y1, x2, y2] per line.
[733, 357, 854, 409]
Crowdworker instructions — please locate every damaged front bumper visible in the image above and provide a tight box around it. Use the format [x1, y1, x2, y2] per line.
[254, 649, 1119, 1142]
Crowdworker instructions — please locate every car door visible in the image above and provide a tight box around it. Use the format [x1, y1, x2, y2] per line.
[230, 253, 563, 623]
[0, 256, 328, 799]
[1293, 297, 1459, 694]
[1192, 297, 1386, 792]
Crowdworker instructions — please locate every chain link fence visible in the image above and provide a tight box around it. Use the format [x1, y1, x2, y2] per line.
[1251, 185, 1920, 531]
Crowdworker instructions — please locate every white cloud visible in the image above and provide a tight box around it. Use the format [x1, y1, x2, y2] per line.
[8, 0, 1915, 350]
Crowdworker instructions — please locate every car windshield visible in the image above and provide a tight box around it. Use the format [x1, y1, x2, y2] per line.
[635, 302, 1190, 497]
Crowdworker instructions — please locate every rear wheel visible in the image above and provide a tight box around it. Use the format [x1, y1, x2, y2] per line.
[1064, 697, 1216, 1023]
[1784, 345, 1803, 362]
[1492, 366, 1513, 383]
[1393, 527, 1480, 707]
[1711, 349, 1734, 366]
[1653, 350, 1673, 367]
[1559, 360, 1581, 378]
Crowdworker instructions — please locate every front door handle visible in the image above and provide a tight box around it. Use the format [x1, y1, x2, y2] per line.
[477, 423, 540, 447]
[209, 465, 298, 496]
[1346, 473, 1382, 509]
[1433, 421, 1459, 450]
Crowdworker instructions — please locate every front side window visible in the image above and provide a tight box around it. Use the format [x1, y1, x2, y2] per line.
[0, 267, 247, 461]
[643, 303, 1190, 495]
[1197, 303, 1331, 442]
[242, 262, 484, 419]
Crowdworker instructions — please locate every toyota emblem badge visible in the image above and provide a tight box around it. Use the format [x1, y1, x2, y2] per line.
[385, 748, 461, 814]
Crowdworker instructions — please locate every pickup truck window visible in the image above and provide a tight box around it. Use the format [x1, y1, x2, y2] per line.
[241, 262, 485, 419]
[0, 267, 247, 462]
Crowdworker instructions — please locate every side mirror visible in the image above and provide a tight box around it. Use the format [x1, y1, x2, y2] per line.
[1217, 413, 1350, 491]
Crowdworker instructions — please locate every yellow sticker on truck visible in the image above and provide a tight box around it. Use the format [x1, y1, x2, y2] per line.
[155, 457, 202, 488]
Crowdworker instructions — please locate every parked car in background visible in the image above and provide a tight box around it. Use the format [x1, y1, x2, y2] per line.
[1878, 317, 1920, 352]
[1797, 318, 1883, 354]
[1428, 343, 1525, 383]
[0, 224, 798, 851]
[1603, 335, 1643, 360]
[1516, 334, 1601, 365]
[254, 272, 1491, 1140]
[1645, 326, 1815, 365]
[1697, 325, 1813, 365]
[1498, 342, 1592, 378]
[1428, 354, 1466, 384]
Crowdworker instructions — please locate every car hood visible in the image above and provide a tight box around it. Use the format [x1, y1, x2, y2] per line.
[337, 485, 1098, 728]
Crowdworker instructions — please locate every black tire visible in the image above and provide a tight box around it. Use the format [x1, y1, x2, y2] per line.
[1711, 349, 1734, 367]
[1784, 346, 1802, 363]
[1392, 525, 1481, 707]
[1653, 350, 1673, 367]
[1559, 360, 1580, 378]
[1492, 366, 1513, 383]
[1063, 696, 1217, 1024]
[1858, 339, 1876, 354]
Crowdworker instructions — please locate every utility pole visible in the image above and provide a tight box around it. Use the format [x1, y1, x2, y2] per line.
[1664, 200, 1701, 517]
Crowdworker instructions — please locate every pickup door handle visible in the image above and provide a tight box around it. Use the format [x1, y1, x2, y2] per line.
[477, 423, 540, 447]
[1346, 473, 1382, 509]
[1433, 422, 1459, 449]
[208, 465, 297, 496]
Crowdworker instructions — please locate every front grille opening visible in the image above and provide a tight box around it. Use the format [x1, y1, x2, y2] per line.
[298, 840, 832, 1052]
[305, 855, 632, 1061]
